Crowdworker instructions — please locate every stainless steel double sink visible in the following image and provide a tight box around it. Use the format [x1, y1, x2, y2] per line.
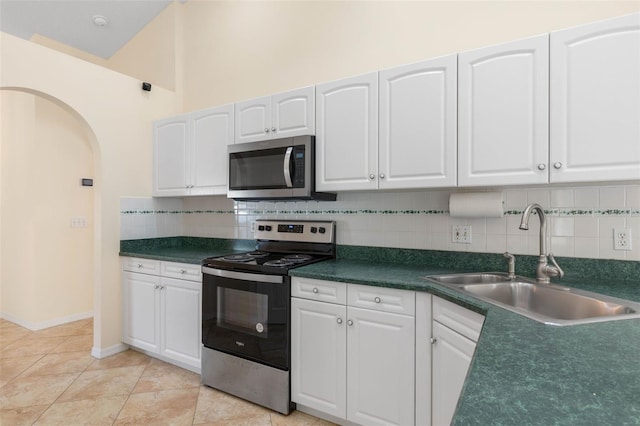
[424, 273, 640, 326]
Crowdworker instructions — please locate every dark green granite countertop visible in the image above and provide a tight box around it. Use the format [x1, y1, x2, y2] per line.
[119, 238, 640, 424]
[290, 253, 640, 426]
[119, 237, 256, 264]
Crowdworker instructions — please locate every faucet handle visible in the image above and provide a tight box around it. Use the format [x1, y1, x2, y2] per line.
[547, 253, 564, 278]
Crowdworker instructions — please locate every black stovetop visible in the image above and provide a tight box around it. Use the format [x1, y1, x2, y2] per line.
[202, 250, 332, 275]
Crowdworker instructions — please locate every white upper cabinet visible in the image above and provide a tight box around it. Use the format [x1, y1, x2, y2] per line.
[153, 115, 189, 197]
[316, 72, 379, 191]
[235, 86, 315, 143]
[153, 104, 234, 197]
[458, 34, 549, 187]
[190, 105, 234, 195]
[550, 13, 640, 183]
[379, 55, 458, 189]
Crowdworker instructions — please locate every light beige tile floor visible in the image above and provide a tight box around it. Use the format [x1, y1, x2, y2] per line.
[0, 318, 334, 426]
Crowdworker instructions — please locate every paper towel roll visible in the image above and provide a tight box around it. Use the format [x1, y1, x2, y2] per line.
[449, 192, 504, 218]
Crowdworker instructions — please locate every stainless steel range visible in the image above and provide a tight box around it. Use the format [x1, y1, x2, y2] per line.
[201, 219, 335, 414]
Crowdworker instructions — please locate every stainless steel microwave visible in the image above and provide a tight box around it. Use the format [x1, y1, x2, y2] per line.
[227, 135, 336, 201]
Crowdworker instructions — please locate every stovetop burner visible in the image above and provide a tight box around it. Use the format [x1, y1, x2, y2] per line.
[263, 259, 296, 267]
[222, 251, 271, 263]
[282, 254, 313, 263]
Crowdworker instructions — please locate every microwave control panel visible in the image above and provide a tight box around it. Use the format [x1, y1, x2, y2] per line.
[292, 146, 305, 188]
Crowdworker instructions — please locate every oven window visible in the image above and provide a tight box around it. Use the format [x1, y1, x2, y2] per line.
[217, 287, 268, 338]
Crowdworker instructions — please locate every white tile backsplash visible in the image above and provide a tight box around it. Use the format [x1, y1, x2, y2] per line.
[121, 183, 640, 261]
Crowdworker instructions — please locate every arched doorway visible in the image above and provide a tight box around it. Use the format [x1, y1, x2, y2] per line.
[0, 88, 101, 335]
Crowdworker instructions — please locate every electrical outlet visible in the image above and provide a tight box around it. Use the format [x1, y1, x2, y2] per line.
[452, 225, 472, 244]
[613, 228, 632, 251]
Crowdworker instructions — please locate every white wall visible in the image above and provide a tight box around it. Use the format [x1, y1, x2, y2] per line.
[121, 182, 640, 262]
[0, 32, 179, 355]
[1, 91, 94, 327]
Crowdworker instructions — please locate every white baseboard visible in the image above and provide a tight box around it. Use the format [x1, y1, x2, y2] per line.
[0, 311, 93, 331]
[91, 343, 129, 359]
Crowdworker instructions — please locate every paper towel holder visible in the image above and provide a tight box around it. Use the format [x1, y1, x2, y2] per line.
[449, 191, 505, 218]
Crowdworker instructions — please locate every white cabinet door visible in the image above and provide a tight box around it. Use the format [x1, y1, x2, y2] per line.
[379, 55, 457, 189]
[346, 306, 415, 426]
[291, 297, 347, 419]
[122, 271, 160, 353]
[458, 34, 549, 186]
[550, 13, 640, 183]
[316, 72, 379, 191]
[272, 86, 315, 139]
[160, 277, 201, 369]
[235, 95, 271, 143]
[190, 104, 234, 195]
[431, 321, 477, 426]
[153, 116, 189, 196]
[415, 292, 433, 426]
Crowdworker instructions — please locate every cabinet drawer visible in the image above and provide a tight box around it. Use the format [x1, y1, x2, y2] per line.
[122, 257, 160, 275]
[347, 283, 415, 316]
[433, 296, 485, 342]
[291, 277, 347, 305]
[161, 262, 201, 282]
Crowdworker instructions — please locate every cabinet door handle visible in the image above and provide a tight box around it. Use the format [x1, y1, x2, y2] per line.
[312, 287, 319, 294]
[264, 128, 270, 133]
[336, 317, 343, 325]
[554, 162, 562, 169]
[379, 173, 385, 179]
[180, 269, 186, 274]
[537, 164, 546, 171]
[374, 296, 381, 304]
[154, 285, 159, 289]
[347, 320, 354, 326]
[369, 174, 375, 180]
[271, 127, 276, 132]
[430, 337, 437, 344]
[137, 264, 143, 268]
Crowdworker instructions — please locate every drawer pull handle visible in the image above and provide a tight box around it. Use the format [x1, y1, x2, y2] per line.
[336, 317, 343, 325]
[374, 296, 381, 304]
[137, 264, 143, 268]
[180, 269, 186, 274]
[312, 288, 319, 294]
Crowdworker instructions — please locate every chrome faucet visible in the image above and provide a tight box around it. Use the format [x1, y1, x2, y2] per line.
[519, 203, 564, 283]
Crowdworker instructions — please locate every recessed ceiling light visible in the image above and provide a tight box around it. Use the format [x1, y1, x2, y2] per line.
[92, 15, 108, 28]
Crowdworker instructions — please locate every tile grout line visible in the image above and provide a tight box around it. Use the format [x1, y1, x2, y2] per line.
[43, 326, 97, 423]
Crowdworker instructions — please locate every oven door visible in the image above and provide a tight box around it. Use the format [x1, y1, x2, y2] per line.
[202, 267, 290, 370]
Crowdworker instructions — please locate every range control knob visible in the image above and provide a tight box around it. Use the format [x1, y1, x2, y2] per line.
[319, 227, 326, 234]
[265, 225, 272, 231]
[258, 225, 265, 231]
[310, 227, 318, 233]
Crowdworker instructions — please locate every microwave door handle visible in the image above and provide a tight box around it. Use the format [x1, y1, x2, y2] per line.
[283, 147, 293, 188]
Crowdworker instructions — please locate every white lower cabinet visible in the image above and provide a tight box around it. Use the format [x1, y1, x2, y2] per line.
[122, 258, 202, 372]
[418, 295, 485, 426]
[291, 278, 415, 426]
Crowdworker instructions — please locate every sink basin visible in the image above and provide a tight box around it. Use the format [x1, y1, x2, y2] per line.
[425, 273, 640, 326]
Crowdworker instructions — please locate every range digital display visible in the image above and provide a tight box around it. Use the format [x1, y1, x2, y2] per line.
[278, 224, 304, 233]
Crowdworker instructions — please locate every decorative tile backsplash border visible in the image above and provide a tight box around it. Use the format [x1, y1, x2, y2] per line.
[121, 208, 640, 216]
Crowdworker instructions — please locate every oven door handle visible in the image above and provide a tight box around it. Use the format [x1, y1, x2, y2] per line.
[283, 147, 293, 188]
[202, 267, 284, 284]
